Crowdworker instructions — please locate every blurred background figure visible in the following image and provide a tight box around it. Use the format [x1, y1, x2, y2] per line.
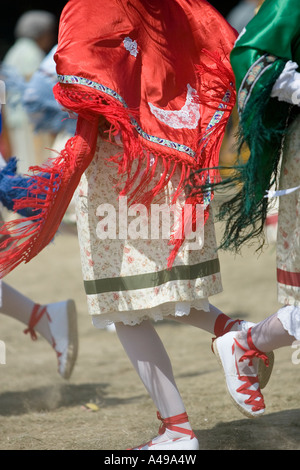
[22, 44, 77, 225]
[226, 0, 260, 33]
[22, 44, 76, 156]
[1, 10, 57, 173]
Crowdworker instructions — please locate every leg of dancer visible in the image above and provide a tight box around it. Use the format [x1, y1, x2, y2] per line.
[0, 282, 78, 379]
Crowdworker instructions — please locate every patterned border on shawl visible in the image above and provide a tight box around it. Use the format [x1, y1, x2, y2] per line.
[237, 53, 277, 113]
[58, 74, 196, 158]
[58, 74, 231, 161]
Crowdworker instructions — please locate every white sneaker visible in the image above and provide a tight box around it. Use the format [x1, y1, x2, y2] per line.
[132, 435, 199, 450]
[237, 322, 274, 389]
[130, 411, 199, 450]
[212, 330, 268, 418]
[46, 299, 78, 379]
[213, 318, 274, 390]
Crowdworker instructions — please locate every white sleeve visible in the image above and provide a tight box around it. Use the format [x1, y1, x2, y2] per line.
[271, 60, 300, 106]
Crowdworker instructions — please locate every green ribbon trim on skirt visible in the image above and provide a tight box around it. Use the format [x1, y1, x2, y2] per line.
[84, 258, 220, 295]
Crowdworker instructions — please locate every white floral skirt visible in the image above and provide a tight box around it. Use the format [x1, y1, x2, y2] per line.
[277, 115, 300, 306]
[75, 137, 222, 328]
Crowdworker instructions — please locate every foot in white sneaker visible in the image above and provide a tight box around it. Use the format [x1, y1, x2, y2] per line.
[129, 412, 199, 450]
[213, 315, 274, 390]
[24, 300, 78, 379]
[238, 321, 274, 390]
[213, 329, 269, 418]
[46, 300, 78, 379]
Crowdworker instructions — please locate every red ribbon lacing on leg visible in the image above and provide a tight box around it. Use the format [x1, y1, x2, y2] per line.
[157, 411, 196, 439]
[23, 304, 51, 341]
[211, 313, 242, 350]
[214, 314, 242, 338]
[241, 329, 270, 367]
[129, 411, 196, 449]
[233, 328, 269, 413]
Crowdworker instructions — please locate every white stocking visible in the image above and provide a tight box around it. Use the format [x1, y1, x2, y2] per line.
[170, 304, 224, 333]
[250, 309, 296, 352]
[115, 320, 192, 441]
[0, 282, 52, 343]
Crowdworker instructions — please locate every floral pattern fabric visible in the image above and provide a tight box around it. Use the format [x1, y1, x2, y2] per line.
[277, 115, 300, 306]
[75, 137, 222, 328]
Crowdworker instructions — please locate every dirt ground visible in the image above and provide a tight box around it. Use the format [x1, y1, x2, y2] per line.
[0, 217, 299, 451]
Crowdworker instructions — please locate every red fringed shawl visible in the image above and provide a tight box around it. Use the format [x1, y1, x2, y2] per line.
[0, 0, 237, 277]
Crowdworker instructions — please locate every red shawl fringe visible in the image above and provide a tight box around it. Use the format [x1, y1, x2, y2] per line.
[0, 116, 98, 277]
[167, 50, 236, 267]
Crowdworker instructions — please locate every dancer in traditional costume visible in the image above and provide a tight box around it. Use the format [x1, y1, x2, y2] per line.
[0, 108, 78, 380]
[211, 0, 300, 419]
[0, 0, 273, 449]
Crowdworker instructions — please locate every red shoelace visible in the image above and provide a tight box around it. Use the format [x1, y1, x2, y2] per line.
[233, 329, 269, 412]
[129, 411, 196, 449]
[23, 304, 61, 359]
[23, 304, 50, 341]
